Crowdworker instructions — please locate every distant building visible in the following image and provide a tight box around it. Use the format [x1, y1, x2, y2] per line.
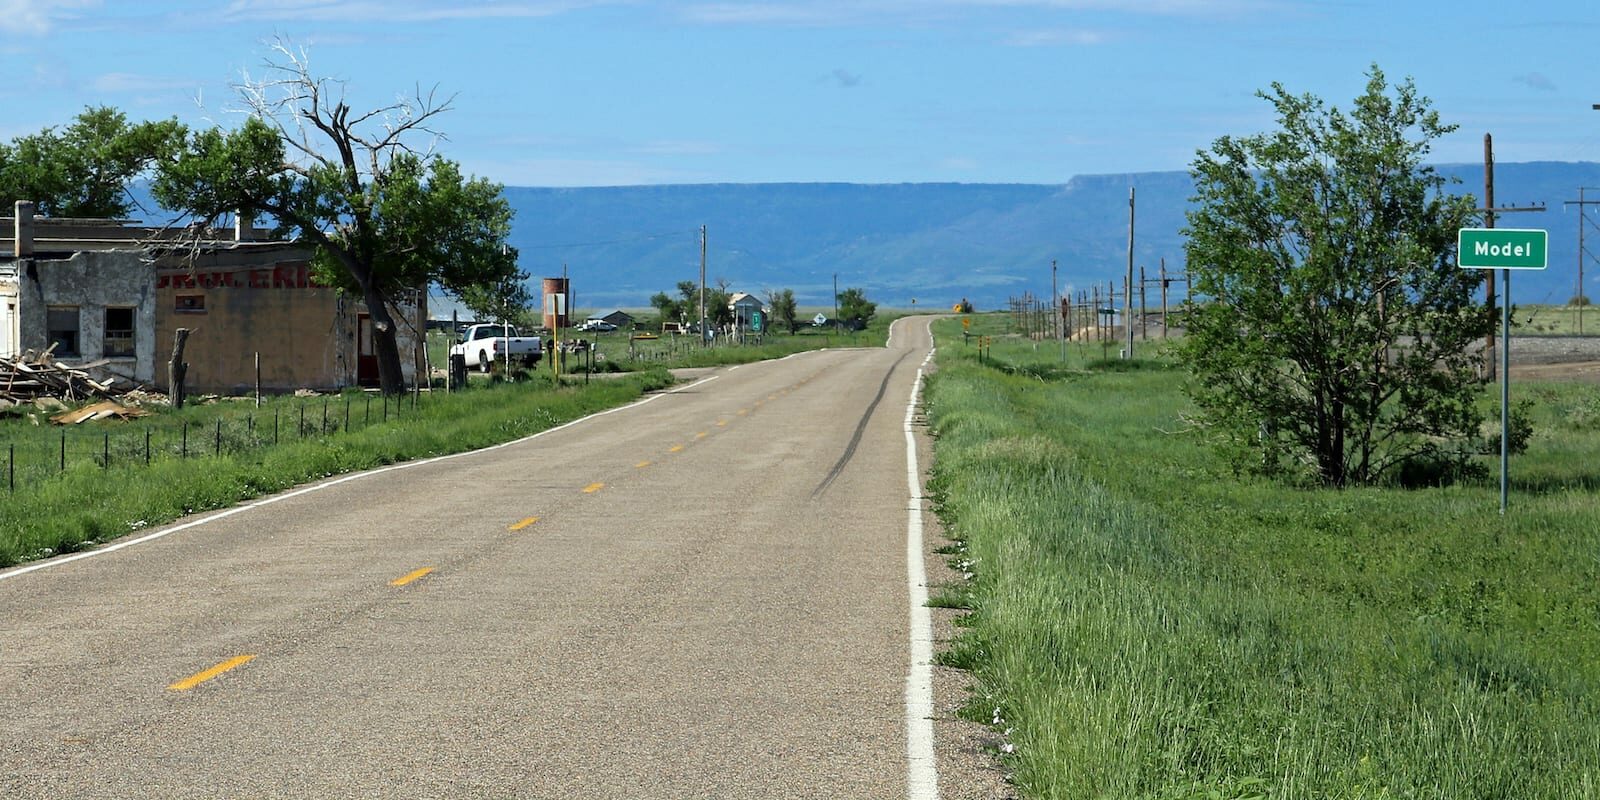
[592, 309, 634, 328]
[727, 292, 766, 331]
[1, 201, 425, 394]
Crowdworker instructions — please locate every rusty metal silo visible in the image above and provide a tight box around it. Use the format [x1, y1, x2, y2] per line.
[542, 277, 569, 331]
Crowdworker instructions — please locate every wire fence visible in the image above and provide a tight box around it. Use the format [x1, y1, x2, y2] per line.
[3, 392, 424, 495]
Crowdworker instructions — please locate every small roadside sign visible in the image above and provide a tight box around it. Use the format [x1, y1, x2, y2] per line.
[1458, 228, 1548, 270]
[813, 312, 827, 325]
[1458, 226, 1548, 515]
[962, 318, 971, 330]
[751, 310, 763, 332]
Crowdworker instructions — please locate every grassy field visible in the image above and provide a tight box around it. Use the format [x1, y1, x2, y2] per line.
[0, 371, 672, 568]
[1511, 303, 1599, 336]
[924, 313, 1600, 798]
[425, 319, 891, 378]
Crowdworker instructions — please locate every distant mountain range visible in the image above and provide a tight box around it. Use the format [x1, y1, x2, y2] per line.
[504, 162, 1600, 313]
[130, 162, 1600, 314]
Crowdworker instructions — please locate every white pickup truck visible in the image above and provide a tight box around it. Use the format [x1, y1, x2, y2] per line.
[449, 323, 543, 372]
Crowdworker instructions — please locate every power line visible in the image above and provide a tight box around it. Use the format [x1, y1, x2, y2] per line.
[515, 228, 697, 249]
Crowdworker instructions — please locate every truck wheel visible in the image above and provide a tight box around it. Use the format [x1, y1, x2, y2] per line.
[479, 351, 493, 373]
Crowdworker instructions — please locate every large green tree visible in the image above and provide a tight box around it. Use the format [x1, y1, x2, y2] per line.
[651, 279, 734, 332]
[153, 45, 520, 395]
[649, 280, 697, 328]
[766, 288, 799, 333]
[1178, 67, 1491, 487]
[0, 106, 185, 218]
[836, 287, 876, 329]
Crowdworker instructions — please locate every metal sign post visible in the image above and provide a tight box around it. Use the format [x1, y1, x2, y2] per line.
[1458, 227, 1548, 513]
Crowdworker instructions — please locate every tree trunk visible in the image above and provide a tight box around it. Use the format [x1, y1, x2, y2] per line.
[362, 284, 408, 396]
[169, 328, 190, 410]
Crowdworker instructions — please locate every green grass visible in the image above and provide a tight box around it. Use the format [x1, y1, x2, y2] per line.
[0, 370, 672, 568]
[426, 315, 896, 377]
[924, 313, 1600, 798]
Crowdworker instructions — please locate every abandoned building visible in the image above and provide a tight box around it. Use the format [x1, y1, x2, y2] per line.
[1, 200, 426, 395]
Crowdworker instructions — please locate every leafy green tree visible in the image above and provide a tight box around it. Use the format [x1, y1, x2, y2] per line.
[707, 280, 734, 327]
[153, 45, 519, 395]
[837, 287, 876, 329]
[766, 288, 799, 333]
[0, 106, 185, 218]
[649, 290, 685, 328]
[1178, 66, 1491, 487]
[659, 279, 733, 329]
[457, 268, 534, 326]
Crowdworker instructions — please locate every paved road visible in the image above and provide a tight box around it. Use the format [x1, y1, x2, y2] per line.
[0, 317, 939, 798]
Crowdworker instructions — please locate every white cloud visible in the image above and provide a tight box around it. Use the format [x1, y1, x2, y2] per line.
[676, 0, 1272, 27]
[90, 72, 200, 93]
[1003, 28, 1108, 46]
[1513, 72, 1556, 92]
[818, 69, 864, 88]
[221, 0, 627, 23]
[0, 0, 99, 35]
[630, 140, 726, 156]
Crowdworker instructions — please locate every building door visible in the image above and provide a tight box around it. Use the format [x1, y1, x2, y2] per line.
[0, 298, 14, 359]
[357, 313, 379, 387]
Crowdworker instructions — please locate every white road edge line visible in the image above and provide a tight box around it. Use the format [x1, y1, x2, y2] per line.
[0, 375, 720, 584]
[902, 317, 939, 800]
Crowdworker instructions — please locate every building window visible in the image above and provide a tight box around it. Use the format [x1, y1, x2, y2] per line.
[104, 307, 135, 357]
[175, 294, 206, 313]
[47, 306, 80, 357]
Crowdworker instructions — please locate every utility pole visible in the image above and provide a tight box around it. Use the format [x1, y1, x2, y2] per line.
[699, 225, 707, 347]
[1478, 134, 1547, 379]
[1125, 186, 1135, 359]
[1160, 258, 1169, 338]
[1562, 186, 1600, 336]
[1139, 265, 1149, 341]
[833, 272, 840, 332]
[1052, 259, 1064, 362]
[1484, 134, 1496, 381]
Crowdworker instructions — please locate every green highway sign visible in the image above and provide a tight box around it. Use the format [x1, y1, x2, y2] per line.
[1458, 228, 1547, 270]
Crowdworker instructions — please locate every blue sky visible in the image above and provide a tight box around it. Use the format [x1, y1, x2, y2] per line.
[4, 0, 1599, 187]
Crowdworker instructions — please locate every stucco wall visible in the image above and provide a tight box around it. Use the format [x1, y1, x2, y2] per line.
[155, 281, 351, 394]
[152, 259, 425, 394]
[12, 251, 156, 382]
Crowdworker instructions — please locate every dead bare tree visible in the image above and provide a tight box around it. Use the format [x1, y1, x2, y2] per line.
[155, 39, 519, 395]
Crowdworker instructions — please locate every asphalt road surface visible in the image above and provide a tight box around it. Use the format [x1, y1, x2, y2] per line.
[0, 317, 942, 799]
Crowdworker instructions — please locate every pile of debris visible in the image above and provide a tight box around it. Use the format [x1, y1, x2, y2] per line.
[1, 350, 134, 406]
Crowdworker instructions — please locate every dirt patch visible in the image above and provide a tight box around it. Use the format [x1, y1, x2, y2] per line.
[1509, 360, 1600, 383]
[1499, 336, 1600, 383]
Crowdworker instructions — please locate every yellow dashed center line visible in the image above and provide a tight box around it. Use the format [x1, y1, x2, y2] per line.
[168, 654, 256, 692]
[695, 431, 708, 439]
[635, 460, 652, 468]
[583, 482, 605, 493]
[715, 420, 728, 427]
[390, 567, 435, 587]
[737, 408, 749, 416]
[669, 444, 685, 453]
[508, 517, 539, 531]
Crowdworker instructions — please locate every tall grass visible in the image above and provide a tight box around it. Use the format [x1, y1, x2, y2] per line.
[925, 315, 1600, 798]
[0, 370, 672, 568]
